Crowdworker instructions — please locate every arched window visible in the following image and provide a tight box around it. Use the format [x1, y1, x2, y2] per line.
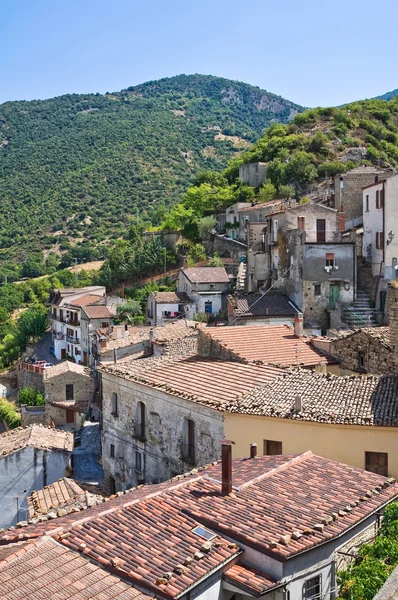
[183, 419, 195, 463]
[111, 392, 118, 416]
[135, 401, 146, 439]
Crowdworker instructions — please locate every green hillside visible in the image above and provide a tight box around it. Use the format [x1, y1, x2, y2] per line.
[162, 97, 398, 234]
[0, 74, 302, 272]
[376, 88, 398, 102]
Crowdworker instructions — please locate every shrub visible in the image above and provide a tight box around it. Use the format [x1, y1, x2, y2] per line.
[0, 399, 21, 428]
[19, 387, 45, 406]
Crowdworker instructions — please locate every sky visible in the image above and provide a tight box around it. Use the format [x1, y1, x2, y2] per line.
[2, 0, 398, 107]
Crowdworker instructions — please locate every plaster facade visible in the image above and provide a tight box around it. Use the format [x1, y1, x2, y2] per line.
[177, 271, 229, 316]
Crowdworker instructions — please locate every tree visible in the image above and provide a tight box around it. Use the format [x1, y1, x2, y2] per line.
[116, 301, 142, 324]
[198, 216, 217, 240]
[21, 257, 46, 278]
[286, 152, 318, 186]
[19, 387, 45, 406]
[208, 252, 223, 267]
[0, 399, 20, 428]
[17, 307, 49, 347]
[187, 244, 206, 265]
[258, 181, 277, 202]
[0, 333, 20, 367]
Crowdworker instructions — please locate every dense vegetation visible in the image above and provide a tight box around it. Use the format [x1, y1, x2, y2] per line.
[160, 97, 398, 237]
[0, 74, 302, 272]
[338, 502, 398, 599]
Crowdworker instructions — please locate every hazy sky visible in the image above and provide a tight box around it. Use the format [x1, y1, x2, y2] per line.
[2, 0, 398, 107]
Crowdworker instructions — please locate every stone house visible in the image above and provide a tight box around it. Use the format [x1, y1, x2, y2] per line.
[79, 303, 113, 366]
[335, 165, 395, 227]
[331, 327, 394, 374]
[147, 290, 194, 326]
[43, 361, 95, 428]
[177, 267, 231, 317]
[223, 199, 294, 243]
[2, 447, 397, 600]
[239, 161, 267, 187]
[256, 202, 355, 332]
[99, 355, 283, 492]
[0, 425, 73, 529]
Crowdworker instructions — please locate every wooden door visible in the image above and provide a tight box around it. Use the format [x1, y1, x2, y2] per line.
[83, 352, 88, 366]
[365, 452, 388, 476]
[66, 409, 74, 424]
[316, 219, 326, 242]
[61, 348, 67, 359]
[329, 284, 340, 308]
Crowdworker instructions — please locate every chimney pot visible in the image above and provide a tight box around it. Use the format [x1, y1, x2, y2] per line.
[295, 395, 303, 412]
[220, 439, 235, 495]
[294, 312, 304, 338]
[250, 443, 257, 459]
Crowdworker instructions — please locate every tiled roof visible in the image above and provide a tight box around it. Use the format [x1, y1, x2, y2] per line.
[99, 355, 284, 409]
[0, 536, 153, 600]
[69, 294, 103, 307]
[224, 563, 279, 596]
[99, 321, 201, 353]
[0, 425, 73, 457]
[27, 478, 103, 520]
[181, 267, 230, 284]
[82, 304, 113, 319]
[1, 453, 396, 596]
[237, 200, 284, 213]
[228, 293, 297, 318]
[43, 361, 90, 380]
[201, 325, 334, 367]
[153, 291, 193, 304]
[228, 369, 398, 426]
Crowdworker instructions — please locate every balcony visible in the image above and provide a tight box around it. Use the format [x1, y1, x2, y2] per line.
[51, 314, 80, 326]
[54, 334, 80, 344]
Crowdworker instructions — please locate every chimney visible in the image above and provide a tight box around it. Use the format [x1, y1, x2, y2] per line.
[337, 203, 346, 233]
[294, 312, 304, 338]
[295, 395, 302, 412]
[113, 348, 117, 364]
[221, 439, 235, 495]
[388, 282, 398, 372]
[250, 443, 257, 459]
[115, 325, 124, 340]
[149, 328, 154, 343]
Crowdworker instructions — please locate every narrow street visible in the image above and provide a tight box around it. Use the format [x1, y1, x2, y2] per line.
[35, 332, 60, 364]
[72, 421, 104, 485]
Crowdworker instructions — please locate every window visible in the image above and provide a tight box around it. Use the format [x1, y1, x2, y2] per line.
[135, 451, 142, 473]
[135, 401, 146, 439]
[110, 443, 115, 458]
[204, 301, 213, 314]
[66, 384, 74, 401]
[326, 253, 335, 268]
[109, 476, 116, 495]
[111, 392, 118, 416]
[365, 194, 369, 212]
[358, 351, 365, 370]
[183, 419, 195, 463]
[264, 440, 282, 455]
[192, 526, 216, 541]
[314, 284, 321, 296]
[316, 219, 326, 243]
[302, 575, 321, 600]
[101, 322, 109, 328]
[273, 219, 278, 242]
[365, 452, 388, 477]
[297, 216, 305, 232]
[376, 231, 384, 249]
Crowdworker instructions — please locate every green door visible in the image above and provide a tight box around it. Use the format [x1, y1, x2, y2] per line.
[329, 284, 340, 308]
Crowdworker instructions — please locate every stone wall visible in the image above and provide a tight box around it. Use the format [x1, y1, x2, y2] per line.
[204, 234, 246, 262]
[21, 405, 46, 426]
[17, 368, 44, 392]
[334, 167, 393, 222]
[332, 331, 394, 375]
[239, 162, 267, 187]
[388, 282, 398, 371]
[45, 403, 85, 428]
[44, 370, 95, 407]
[101, 371, 224, 492]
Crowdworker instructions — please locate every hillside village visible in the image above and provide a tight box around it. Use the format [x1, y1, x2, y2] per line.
[2, 145, 398, 600]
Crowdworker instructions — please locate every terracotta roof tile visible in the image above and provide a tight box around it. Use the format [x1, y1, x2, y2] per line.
[99, 355, 284, 409]
[228, 368, 398, 426]
[43, 361, 90, 380]
[0, 536, 153, 599]
[153, 291, 193, 304]
[27, 478, 103, 520]
[333, 326, 391, 349]
[0, 454, 396, 596]
[82, 304, 113, 319]
[0, 425, 73, 457]
[224, 563, 279, 596]
[201, 325, 334, 367]
[69, 294, 103, 307]
[99, 321, 201, 353]
[181, 267, 230, 284]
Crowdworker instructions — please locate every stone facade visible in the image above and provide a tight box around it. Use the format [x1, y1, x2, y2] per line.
[21, 405, 46, 426]
[16, 366, 44, 392]
[332, 329, 394, 375]
[239, 162, 267, 187]
[101, 371, 224, 492]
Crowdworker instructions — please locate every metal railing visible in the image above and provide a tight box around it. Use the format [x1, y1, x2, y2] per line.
[51, 315, 80, 326]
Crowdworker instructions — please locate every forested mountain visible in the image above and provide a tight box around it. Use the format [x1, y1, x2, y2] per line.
[0, 74, 303, 272]
[376, 89, 398, 101]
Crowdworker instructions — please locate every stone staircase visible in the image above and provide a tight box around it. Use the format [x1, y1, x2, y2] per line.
[342, 290, 378, 329]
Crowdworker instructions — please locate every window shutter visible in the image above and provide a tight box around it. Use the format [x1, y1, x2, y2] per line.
[381, 231, 385, 248]
[376, 190, 380, 208]
[380, 188, 385, 208]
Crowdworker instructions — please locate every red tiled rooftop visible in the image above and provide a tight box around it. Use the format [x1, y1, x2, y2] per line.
[69, 294, 103, 307]
[0, 536, 153, 600]
[202, 325, 334, 367]
[100, 355, 284, 409]
[224, 563, 279, 596]
[0, 425, 73, 457]
[82, 304, 113, 319]
[181, 267, 230, 284]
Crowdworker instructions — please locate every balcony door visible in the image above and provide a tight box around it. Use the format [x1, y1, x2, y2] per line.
[316, 219, 326, 242]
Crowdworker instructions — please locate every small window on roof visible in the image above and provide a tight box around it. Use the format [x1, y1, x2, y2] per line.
[192, 526, 216, 541]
